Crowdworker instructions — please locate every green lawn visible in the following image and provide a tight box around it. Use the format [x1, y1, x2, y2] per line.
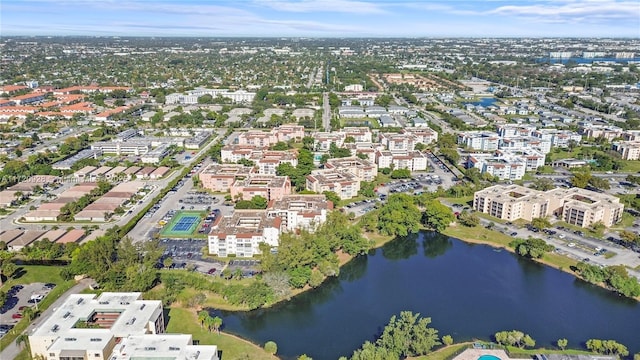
[611, 212, 636, 230]
[0, 266, 75, 351]
[440, 196, 473, 207]
[442, 225, 513, 247]
[621, 160, 640, 173]
[410, 343, 470, 360]
[166, 307, 277, 360]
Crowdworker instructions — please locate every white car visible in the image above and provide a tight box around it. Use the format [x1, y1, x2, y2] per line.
[558, 234, 566, 239]
[567, 242, 576, 248]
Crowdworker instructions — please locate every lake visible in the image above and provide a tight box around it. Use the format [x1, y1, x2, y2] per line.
[217, 232, 640, 360]
[465, 98, 497, 107]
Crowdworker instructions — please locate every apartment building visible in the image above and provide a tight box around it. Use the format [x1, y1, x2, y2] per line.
[474, 185, 623, 227]
[251, 150, 298, 175]
[29, 293, 217, 360]
[91, 141, 151, 156]
[376, 150, 428, 171]
[612, 141, 640, 160]
[306, 169, 360, 200]
[267, 195, 332, 232]
[457, 132, 500, 151]
[29, 293, 164, 360]
[230, 175, 291, 201]
[467, 155, 526, 181]
[110, 334, 218, 360]
[237, 130, 278, 147]
[184, 131, 211, 149]
[379, 133, 416, 153]
[343, 126, 373, 143]
[140, 144, 171, 164]
[198, 164, 255, 192]
[165, 88, 256, 104]
[402, 127, 439, 144]
[207, 210, 281, 257]
[313, 132, 346, 151]
[325, 157, 377, 182]
[221, 145, 256, 163]
[499, 136, 552, 154]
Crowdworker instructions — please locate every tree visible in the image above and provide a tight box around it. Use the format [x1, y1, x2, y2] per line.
[22, 306, 37, 322]
[298, 355, 313, 360]
[531, 177, 555, 191]
[211, 316, 223, 334]
[198, 310, 209, 329]
[422, 200, 455, 232]
[1, 262, 18, 280]
[308, 269, 324, 288]
[16, 334, 29, 350]
[571, 169, 592, 188]
[531, 217, 551, 230]
[323, 191, 341, 206]
[390, 169, 412, 179]
[442, 335, 454, 346]
[264, 341, 278, 355]
[377, 194, 421, 237]
[457, 211, 479, 227]
[557, 338, 568, 350]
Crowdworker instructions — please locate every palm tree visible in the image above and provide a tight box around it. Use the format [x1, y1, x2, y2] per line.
[197, 310, 209, 329]
[15, 334, 29, 350]
[212, 316, 223, 334]
[204, 315, 215, 333]
[22, 306, 37, 322]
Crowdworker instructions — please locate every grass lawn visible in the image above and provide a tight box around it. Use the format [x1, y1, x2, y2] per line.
[410, 343, 470, 360]
[442, 224, 513, 248]
[14, 348, 31, 360]
[621, 160, 640, 173]
[0, 266, 75, 351]
[440, 196, 473, 207]
[166, 307, 277, 360]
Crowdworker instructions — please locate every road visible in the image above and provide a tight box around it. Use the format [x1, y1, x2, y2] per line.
[322, 92, 331, 132]
[0, 278, 93, 360]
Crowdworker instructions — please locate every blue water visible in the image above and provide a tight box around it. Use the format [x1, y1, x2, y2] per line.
[466, 98, 497, 107]
[217, 232, 640, 360]
[478, 355, 501, 360]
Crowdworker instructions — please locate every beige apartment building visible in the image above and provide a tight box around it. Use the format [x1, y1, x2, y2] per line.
[474, 185, 623, 228]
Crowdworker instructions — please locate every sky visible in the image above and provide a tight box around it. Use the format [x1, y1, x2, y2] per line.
[1, 0, 639, 37]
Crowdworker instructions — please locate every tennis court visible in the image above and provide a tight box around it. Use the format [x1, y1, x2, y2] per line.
[160, 211, 205, 237]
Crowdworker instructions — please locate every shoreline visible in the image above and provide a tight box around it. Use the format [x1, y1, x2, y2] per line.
[441, 226, 640, 302]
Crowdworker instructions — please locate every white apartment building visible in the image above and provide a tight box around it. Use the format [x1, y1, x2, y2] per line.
[251, 150, 298, 175]
[474, 185, 624, 228]
[612, 141, 640, 160]
[402, 128, 438, 144]
[376, 150, 429, 171]
[91, 141, 151, 156]
[325, 157, 377, 182]
[267, 195, 332, 232]
[207, 210, 281, 257]
[379, 133, 416, 153]
[466, 155, 526, 181]
[306, 169, 361, 200]
[165, 88, 256, 104]
[457, 132, 500, 151]
[29, 293, 164, 360]
[110, 334, 218, 360]
[140, 144, 171, 164]
[343, 127, 373, 143]
[313, 132, 346, 152]
[199, 164, 254, 192]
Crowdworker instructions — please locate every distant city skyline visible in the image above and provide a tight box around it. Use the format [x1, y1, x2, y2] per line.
[2, 0, 639, 38]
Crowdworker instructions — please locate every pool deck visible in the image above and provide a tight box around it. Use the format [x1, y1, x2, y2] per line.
[453, 349, 528, 360]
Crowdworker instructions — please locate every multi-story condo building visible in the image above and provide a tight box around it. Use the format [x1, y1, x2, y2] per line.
[266, 195, 332, 232]
[29, 292, 164, 360]
[199, 164, 254, 192]
[499, 136, 552, 154]
[236, 130, 278, 147]
[251, 150, 298, 175]
[379, 133, 416, 153]
[207, 210, 281, 257]
[612, 141, 640, 160]
[457, 132, 500, 151]
[467, 155, 526, 181]
[343, 127, 373, 143]
[306, 169, 360, 200]
[110, 334, 218, 360]
[166, 88, 255, 104]
[474, 185, 623, 228]
[402, 128, 438, 144]
[313, 132, 346, 151]
[230, 175, 291, 201]
[91, 141, 151, 156]
[221, 145, 256, 163]
[325, 157, 377, 182]
[376, 150, 428, 171]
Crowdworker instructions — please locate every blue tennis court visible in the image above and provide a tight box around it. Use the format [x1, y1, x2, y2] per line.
[160, 211, 204, 237]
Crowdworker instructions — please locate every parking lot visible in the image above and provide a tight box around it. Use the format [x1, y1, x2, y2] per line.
[0, 282, 55, 337]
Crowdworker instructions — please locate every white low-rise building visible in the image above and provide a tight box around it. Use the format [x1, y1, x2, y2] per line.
[207, 210, 281, 257]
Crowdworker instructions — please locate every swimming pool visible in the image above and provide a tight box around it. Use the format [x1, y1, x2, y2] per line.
[478, 355, 501, 360]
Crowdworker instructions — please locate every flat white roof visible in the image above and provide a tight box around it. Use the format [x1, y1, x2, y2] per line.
[110, 334, 219, 360]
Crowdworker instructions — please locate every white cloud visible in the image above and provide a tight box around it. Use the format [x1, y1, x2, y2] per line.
[488, 0, 640, 23]
[254, 0, 387, 14]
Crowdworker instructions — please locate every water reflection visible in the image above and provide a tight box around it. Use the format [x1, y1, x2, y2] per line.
[339, 254, 368, 282]
[381, 233, 418, 260]
[422, 232, 453, 258]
